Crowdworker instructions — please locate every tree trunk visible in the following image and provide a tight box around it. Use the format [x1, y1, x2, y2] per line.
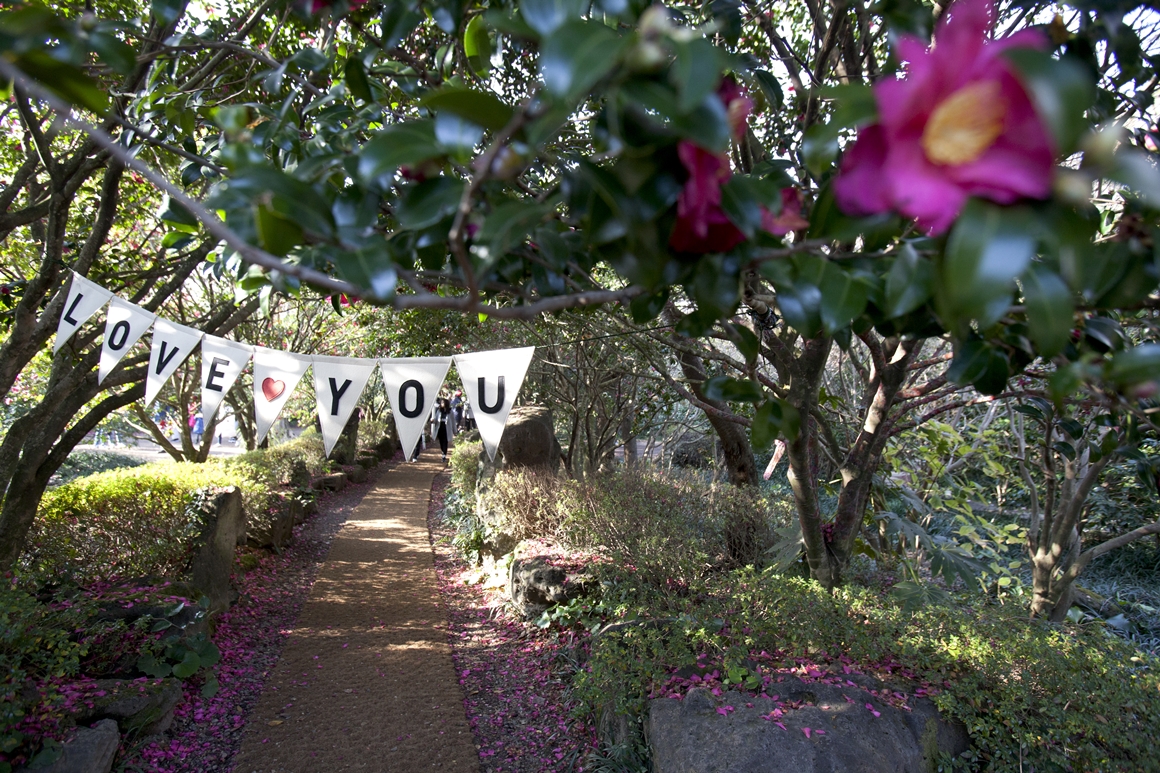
[783, 337, 837, 587]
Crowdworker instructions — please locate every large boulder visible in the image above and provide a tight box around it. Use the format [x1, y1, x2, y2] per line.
[508, 556, 592, 617]
[648, 679, 969, 773]
[247, 498, 295, 550]
[17, 720, 120, 773]
[498, 406, 561, 472]
[73, 679, 183, 736]
[187, 487, 244, 614]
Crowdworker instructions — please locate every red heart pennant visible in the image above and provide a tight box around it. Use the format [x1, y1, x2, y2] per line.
[262, 377, 286, 402]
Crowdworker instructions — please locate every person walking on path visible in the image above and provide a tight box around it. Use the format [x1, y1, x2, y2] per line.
[432, 398, 452, 463]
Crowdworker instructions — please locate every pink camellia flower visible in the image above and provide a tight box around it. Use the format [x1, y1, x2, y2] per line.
[833, 0, 1054, 235]
[670, 79, 807, 253]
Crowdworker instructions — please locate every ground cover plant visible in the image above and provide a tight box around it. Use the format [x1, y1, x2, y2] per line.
[442, 445, 1160, 772]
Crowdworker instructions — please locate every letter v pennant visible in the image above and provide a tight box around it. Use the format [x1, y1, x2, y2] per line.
[453, 347, 535, 460]
[145, 319, 203, 406]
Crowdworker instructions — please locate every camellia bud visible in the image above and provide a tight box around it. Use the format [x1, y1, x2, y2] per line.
[1081, 125, 1125, 168]
[1053, 169, 1092, 206]
[489, 146, 525, 180]
[626, 40, 668, 74]
[638, 5, 673, 40]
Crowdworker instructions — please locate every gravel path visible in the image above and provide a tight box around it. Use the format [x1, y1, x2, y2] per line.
[230, 450, 478, 773]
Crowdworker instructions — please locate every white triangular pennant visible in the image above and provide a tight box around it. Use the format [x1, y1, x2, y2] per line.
[200, 336, 253, 423]
[98, 298, 157, 384]
[252, 348, 312, 446]
[144, 320, 203, 406]
[311, 355, 377, 458]
[379, 357, 452, 463]
[54, 272, 113, 354]
[453, 346, 535, 460]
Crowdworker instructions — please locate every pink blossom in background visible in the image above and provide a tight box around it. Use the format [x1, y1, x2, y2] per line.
[833, 0, 1054, 235]
[670, 79, 808, 253]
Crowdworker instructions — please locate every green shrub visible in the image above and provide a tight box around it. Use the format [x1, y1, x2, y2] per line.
[26, 463, 255, 583]
[0, 583, 95, 768]
[228, 430, 327, 491]
[50, 450, 144, 488]
[573, 570, 1160, 773]
[449, 441, 483, 499]
[358, 417, 393, 451]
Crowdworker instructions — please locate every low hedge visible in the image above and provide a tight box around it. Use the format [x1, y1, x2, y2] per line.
[25, 432, 331, 584]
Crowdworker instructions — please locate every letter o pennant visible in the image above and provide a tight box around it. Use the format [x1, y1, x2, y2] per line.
[380, 357, 452, 462]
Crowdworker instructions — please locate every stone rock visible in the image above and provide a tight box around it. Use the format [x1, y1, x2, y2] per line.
[345, 465, 368, 484]
[73, 679, 183, 736]
[187, 488, 244, 615]
[373, 435, 398, 460]
[357, 454, 378, 469]
[19, 719, 120, 773]
[313, 473, 347, 492]
[509, 556, 581, 617]
[288, 459, 312, 489]
[498, 406, 561, 472]
[247, 504, 295, 550]
[288, 497, 308, 525]
[300, 496, 318, 518]
[648, 679, 969, 773]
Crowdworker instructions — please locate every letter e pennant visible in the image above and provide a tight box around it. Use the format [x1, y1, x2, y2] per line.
[201, 336, 253, 423]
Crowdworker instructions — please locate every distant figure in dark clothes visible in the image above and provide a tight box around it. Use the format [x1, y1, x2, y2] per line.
[433, 398, 452, 463]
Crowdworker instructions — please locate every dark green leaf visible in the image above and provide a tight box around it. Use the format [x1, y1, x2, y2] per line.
[171, 650, 201, 679]
[703, 376, 764, 403]
[883, 244, 933, 318]
[87, 30, 136, 75]
[1053, 440, 1077, 461]
[1022, 264, 1074, 357]
[630, 290, 669, 322]
[801, 122, 839, 179]
[464, 14, 492, 76]
[151, 0, 183, 24]
[420, 86, 514, 132]
[396, 177, 464, 230]
[672, 38, 720, 113]
[434, 112, 484, 155]
[478, 200, 551, 257]
[254, 204, 304, 256]
[520, 0, 587, 36]
[753, 69, 782, 111]
[818, 261, 869, 334]
[1111, 150, 1160, 208]
[358, 121, 441, 183]
[382, 4, 424, 48]
[720, 176, 764, 238]
[344, 57, 374, 102]
[938, 199, 1036, 333]
[929, 546, 986, 591]
[1106, 343, 1160, 388]
[751, 398, 801, 448]
[540, 20, 628, 103]
[16, 50, 107, 114]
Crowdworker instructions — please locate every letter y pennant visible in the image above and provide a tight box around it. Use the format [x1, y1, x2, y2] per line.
[311, 355, 377, 458]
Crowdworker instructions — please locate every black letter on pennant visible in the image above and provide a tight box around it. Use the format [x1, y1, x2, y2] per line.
[478, 375, 505, 414]
[398, 379, 424, 418]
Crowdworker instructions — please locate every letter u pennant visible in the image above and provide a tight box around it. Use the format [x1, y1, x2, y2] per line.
[453, 347, 535, 460]
[380, 357, 452, 462]
[311, 355, 377, 458]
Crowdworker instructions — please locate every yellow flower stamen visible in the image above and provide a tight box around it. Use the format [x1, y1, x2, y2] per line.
[921, 81, 1007, 166]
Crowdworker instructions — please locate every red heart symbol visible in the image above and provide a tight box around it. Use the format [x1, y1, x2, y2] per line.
[262, 377, 286, 401]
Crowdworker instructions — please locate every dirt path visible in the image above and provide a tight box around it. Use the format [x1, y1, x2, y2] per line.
[232, 451, 479, 773]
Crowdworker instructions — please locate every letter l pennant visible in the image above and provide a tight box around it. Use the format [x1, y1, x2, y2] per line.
[54, 272, 113, 354]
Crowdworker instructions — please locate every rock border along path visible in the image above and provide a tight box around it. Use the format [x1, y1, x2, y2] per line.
[233, 451, 479, 772]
